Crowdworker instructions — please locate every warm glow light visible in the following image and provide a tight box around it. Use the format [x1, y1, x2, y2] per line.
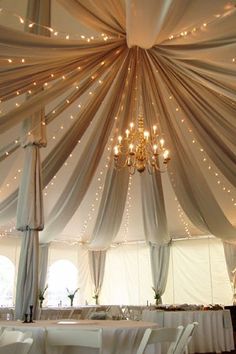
[113, 112, 170, 174]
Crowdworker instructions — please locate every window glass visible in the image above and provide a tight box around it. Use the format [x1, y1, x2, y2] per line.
[47, 260, 78, 307]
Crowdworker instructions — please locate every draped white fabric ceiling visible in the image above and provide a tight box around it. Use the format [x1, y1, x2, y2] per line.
[0, 0, 236, 247]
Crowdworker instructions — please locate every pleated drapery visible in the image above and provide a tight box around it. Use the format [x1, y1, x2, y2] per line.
[0, 0, 235, 257]
[149, 242, 170, 303]
[88, 250, 107, 303]
[223, 241, 236, 303]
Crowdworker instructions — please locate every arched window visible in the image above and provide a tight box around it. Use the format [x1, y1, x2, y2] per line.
[0, 256, 14, 306]
[47, 260, 78, 307]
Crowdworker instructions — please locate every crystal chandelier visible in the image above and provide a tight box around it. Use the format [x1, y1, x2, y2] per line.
[113, 112, 170, 175]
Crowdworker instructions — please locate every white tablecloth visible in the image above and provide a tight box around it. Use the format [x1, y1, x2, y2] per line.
[0, 319, 158, 354]
[142, 309, 235, 353]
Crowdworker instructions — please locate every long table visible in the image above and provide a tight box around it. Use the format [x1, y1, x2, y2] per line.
[142, 309, 235, 353]
[0, 319, 158, 354]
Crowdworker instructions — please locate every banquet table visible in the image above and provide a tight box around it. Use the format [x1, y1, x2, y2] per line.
[0, 319, 159, 354]
[142, 309, 235, 353]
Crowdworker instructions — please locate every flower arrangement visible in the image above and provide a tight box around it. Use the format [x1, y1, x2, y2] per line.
[66, 287, 79, 306]
[38, 284, 48, 308]
[152, 287, 161, 305]
[92, 289, 99, 305]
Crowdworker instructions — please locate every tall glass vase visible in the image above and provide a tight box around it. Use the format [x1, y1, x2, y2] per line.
[69, 296, 74, 307]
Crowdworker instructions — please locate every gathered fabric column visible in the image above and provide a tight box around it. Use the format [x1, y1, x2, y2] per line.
[88, 251, 107, 304]
[15, 144, 45, 319]
[15, 0, 49, 320]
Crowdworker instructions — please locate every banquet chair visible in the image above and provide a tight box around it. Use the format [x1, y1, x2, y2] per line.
[126, 306, 143, 321]
[136, 326, 184, 354]
[0, 337, 33, 354]
[174, 322, 198, 354]
[0, 329, 32, 346]
[46, 328, 103, 353]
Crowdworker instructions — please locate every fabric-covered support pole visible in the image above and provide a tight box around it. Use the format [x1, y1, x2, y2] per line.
[15, 230, 39, 320]
[15, 146, 44, 319]
[15, 0, 50, 320]
[223, 241, 236, 304]
[149, 242, 170, 304]
[88, 250, 106, 304]
[39, 243, 49, 291]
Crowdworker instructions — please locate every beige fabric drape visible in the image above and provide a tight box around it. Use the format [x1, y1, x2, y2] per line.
[149, 242, 170, 302]
[88, 250, 107, 300]
[223, 241, 236, 301]
[0, 0, 236, 250]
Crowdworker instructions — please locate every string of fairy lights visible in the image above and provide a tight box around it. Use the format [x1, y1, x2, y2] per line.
[0, 7, 111, 41]
[167, 91, 236, 237]
[0, 4, 236, 240]
[167, 2, 236, 42]
[0, 60, 130, 240]
[0, 76, 105, 197]
[120, 175, 133, 243]
[168, 94, 236, 208]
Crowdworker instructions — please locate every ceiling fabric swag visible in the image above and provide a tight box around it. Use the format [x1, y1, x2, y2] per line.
[0, 44, 127, 223]
[137, 49, 169, 245]
[89, 49, 139, 249]
[40, 50, 130, 243]
[0, 40, 125, 132]
[144, 63, 236, 241]
[57, 0, 126, 37]
[141, 173, 169, 245]
[90, 168, 129, 249]
[0, 0, 235, 247]
[149, 53, 236, 187]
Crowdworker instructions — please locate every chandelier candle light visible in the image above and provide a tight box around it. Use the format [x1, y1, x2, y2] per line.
[113, 112, 170, 175]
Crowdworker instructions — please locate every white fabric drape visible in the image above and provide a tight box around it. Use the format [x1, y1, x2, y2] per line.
[39, 243, 49, 291]
[88, 250, 107, 300]
[223, 241, 236, 302]
[0, 0, 235, 251]
[15, 230, 39, 320]
[141, 173, 169, 244]
[149, 242, 170, 303]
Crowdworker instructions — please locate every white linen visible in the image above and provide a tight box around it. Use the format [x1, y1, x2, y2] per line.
[0, 319, 158, 354]
[142, 309, 234, 353]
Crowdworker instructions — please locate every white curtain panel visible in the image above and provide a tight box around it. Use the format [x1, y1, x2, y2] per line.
[88, 250, 106, 297]
[149, 242, 170, 301]
[223, 241, 236, 297]
[164, 237, 232, 305]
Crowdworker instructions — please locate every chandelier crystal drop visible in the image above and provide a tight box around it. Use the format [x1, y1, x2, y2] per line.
[113, 112, 170, 175]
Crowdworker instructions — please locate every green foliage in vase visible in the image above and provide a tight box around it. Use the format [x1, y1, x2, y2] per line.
[152, 286, 161, 301]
